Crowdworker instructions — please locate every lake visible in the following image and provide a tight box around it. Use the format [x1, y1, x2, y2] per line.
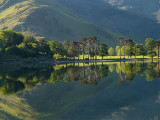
[0, 61, 160, 120]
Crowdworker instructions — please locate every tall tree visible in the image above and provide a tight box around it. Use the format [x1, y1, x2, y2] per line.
[156, 39, 160, 58]
[86, 36, 98, 60]
[99, 43, 108, 59]
[79, 38, 87, 60]
[118, 38, 124, 59]
[123, 40, 127, 59]
[125, 39, 134, 58]
[63, 40, 70, 59]
[145, 38, 156, 62]
[68, 42, 79, 59]
[138, 44, 147, 58]
[133, 44, 139, 59]
[108, 47, 114, 56]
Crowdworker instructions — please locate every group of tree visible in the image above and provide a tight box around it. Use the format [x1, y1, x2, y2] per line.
[116, 38, 160, 61]
[0, 30, 109, 60]
[1, 29, 160, 61]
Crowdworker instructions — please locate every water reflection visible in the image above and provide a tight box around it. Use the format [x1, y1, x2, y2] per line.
[1, 61, 160, 120]
[1, 61, 160, 95]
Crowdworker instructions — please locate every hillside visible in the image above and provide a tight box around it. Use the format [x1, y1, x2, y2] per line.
[0, 0, 160, 46]
[59, 0, 160, 41]
[104, 0, 160, 20]
[0, 0, 122, 47]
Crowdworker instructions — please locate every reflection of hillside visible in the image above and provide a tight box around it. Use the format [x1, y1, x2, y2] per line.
[0, 95, 38, 120]
[1, 62, 160, 119]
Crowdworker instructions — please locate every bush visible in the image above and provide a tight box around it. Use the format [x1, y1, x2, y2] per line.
[6, 46, 37, 58]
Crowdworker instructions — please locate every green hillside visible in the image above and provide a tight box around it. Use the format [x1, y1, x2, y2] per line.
[59, 0, 160, 41]
[0, 0, 123, 46]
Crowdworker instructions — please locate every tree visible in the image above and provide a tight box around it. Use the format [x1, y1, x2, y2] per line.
[48, 41, 65, 57]
[99, 43, 108, 59]
[145, 38, 156, 61]
[68, 42, 79, 59]
[63, 40, 70, 59]
[133, 44, 139, 59]
[156, 39, 160, 58]
[86, 36, 98, 59]
[0, 30, 24, 48]
[108, 47, 114, 56]
[115, 46, 121, 56]
[138, 44, 147, 58]
[118, 38, 124, 59]
[0, 41, 4, 57]
[79, 38, 87, 60]
[38, 40, 51, 55]
[23, 35, 37, 44]
[125, 39, 134, 58]
[145, 38, 155, 50]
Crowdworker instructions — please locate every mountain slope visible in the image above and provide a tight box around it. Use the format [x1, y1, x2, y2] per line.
[104, 0, 160, 20]
[0, 0, 123, 46]
[59, 0, 160, 41]
[0, 0, 160, 46]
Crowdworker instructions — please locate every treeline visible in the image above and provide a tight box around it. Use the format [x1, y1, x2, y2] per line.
[115, 38, 160, 60]
[0, 30, 108, 59]
[0, 30, 160, 60]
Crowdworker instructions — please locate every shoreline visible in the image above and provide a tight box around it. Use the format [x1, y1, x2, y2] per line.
[0, 58, 148, 65]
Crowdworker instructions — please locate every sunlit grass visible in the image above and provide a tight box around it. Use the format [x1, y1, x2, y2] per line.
[71, 55, 159, 60]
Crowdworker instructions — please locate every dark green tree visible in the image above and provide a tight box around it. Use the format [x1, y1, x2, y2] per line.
[99, 43, 108, 59]
[0, 30, 24, 48]
[67, 42, 79, 59]
[118, 38, 124, 59]
[156, 39, 160, 58]
[79, 38, 87, 60]
[145, 38, 156, 62]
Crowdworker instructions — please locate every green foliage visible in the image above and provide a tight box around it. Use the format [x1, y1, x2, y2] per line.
[0, 0, 123, 47]
[0, 29, 24, 48]
[99, 43, 108, 58]
[6, 46, 37, 58]
[145, 38, 156, 58]
[145, 38, 155, 51]
[23, 35, 37, 44]
[53, 54, 62, 60]
[115, 46, 121, 56]
[48, 41, 65, 56]
[0, 80, 25, 95]
[67, 42, 79, 57]
[108, 47, 114, 56]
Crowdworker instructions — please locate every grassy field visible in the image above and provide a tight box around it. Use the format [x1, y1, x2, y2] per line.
[68, 55, 159, 60]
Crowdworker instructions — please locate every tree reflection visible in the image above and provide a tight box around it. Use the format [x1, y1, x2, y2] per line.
[116, 61, 148, 82]
[2, 61, 160, 95]
[0, 79, 25, 95]
[0, 63, 109, 95]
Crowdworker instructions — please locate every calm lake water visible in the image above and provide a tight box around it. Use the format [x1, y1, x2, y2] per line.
[0, 61, 160, 120]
